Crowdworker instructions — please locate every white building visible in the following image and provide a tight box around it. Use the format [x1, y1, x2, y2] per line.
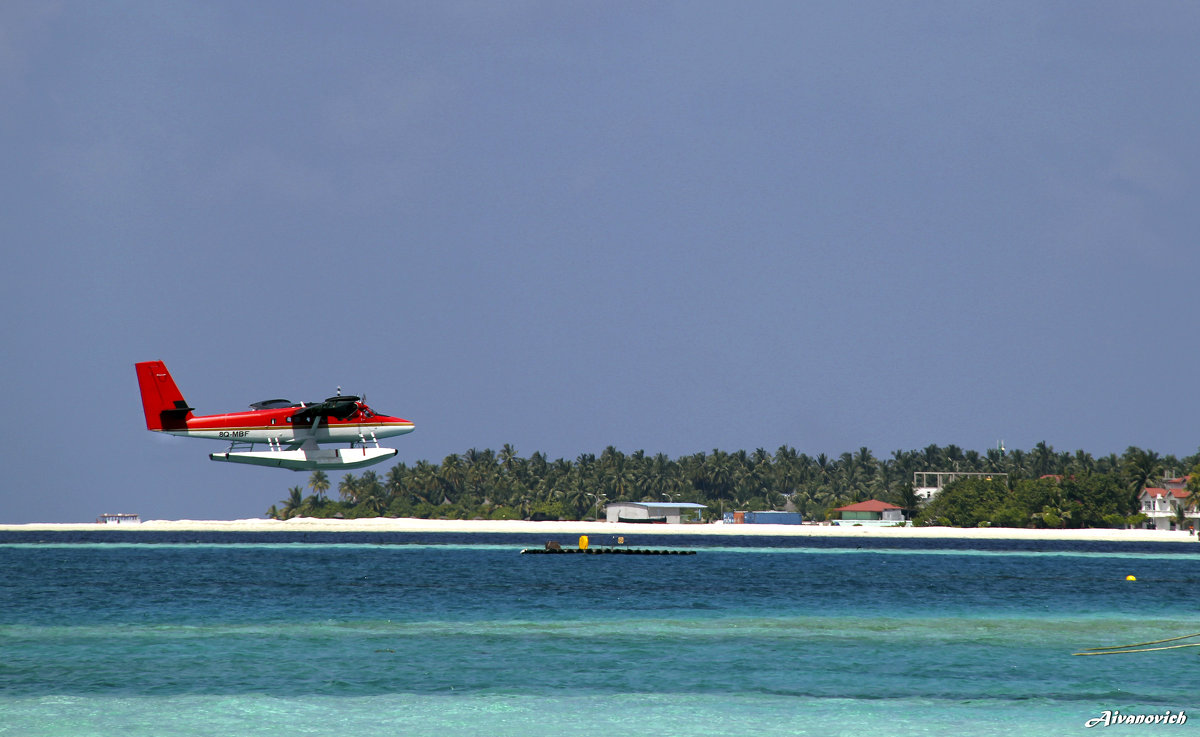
[605, 502, 706, 524]
[96, 513, 141, 525]
[913, 472, 1008, 502]
[1139, 478, 1197, 531]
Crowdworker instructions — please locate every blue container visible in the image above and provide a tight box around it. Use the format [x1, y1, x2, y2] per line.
[724, 511, 804, 524]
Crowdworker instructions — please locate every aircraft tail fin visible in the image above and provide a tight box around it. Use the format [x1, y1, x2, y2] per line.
[135, 360, 194, 431]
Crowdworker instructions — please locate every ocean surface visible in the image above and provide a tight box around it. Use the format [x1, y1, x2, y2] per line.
[2, 531, 1198, 736]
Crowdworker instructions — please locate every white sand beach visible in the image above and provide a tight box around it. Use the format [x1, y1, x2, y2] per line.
[1, 517, 1197, 543]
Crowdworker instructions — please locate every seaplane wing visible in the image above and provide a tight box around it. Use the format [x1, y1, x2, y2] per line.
[135, 360, 414, 471]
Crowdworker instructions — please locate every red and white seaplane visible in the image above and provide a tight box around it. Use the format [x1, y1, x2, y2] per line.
[135, 360, 414, 471]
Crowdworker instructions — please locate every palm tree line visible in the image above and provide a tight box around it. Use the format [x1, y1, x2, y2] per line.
[267, 442, 1200, 523]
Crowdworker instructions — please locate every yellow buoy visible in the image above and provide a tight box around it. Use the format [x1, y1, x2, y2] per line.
[579, 535, 589, 551]
[1126, 575, 1137, 581]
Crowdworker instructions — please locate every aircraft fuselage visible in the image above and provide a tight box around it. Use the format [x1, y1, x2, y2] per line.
[164, 408, 415, 445]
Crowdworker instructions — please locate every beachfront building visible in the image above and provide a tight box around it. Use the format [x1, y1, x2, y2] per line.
[605, 502, 707, 524]
[96, 513, 141, 525]
[1139, 478, 1197, 531]
[831, 500, 905, 525]
[913, 472, 1008, 502]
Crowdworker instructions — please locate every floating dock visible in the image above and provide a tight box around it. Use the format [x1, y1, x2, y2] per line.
[521, 547, 695, 555]
[522, 535, 695, 555]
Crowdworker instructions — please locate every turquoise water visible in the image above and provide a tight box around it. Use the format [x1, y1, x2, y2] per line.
[2, 534, 1197, 735]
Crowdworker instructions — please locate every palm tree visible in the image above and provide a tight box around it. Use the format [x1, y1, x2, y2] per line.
[786, 488, 814, 519]
[1096, 453, 1121, 475]
[1172, 502, 1190, 532]
[281, 486, 304, 519]
[464, 447, 499, 503]
[983, 447, 1006, 474]
[921, 444, 944, 470]
[605, 452, 638, 500]
[854, 446, 875, 470]
[1122, 447, 1163, 510]
[558, 480, 589, 519]
[1030, 441, 1055, 478]
[774, 446, 800, 507]
[308, 470, 330, 501]
[1182, 465, 1200, 533]
[815, 453, 832, 482]
[943, 444, 962, 461]
[705, 450, 735, 502]
[1066, 450, 1095, 477]
[338, 473, 361, 504]
[356, 470, 388, 516]
[527, 451, 548, 486]
[357, 470, 383, 508]
[500, 444, 520, 476]
[584, 491, 606, 521]
[1005, 448, 1029, 479]
[410, 460, 439, 505]
[440, 454, 465, 504]
[897, 481, 920, 520]
[385, 463, 408, 499]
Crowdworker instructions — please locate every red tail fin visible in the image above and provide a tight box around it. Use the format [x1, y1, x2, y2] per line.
[135, 361, 194, 431]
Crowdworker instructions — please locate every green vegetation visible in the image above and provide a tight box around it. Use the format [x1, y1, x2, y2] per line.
[912, 474, 1149, 528]
[267, 442, 1200, 527]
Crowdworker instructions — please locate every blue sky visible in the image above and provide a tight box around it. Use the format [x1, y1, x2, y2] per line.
[3, 2, 1199, 522]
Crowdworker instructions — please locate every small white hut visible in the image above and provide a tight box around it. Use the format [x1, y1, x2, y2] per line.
[604, 502, 707, 524]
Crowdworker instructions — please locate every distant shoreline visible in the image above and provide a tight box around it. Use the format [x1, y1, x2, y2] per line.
[1, 518, 1196, 543]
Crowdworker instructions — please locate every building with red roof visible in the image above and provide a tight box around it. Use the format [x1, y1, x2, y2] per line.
[1139, 484, 1194, 531]
[832, 500, 905, 523]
